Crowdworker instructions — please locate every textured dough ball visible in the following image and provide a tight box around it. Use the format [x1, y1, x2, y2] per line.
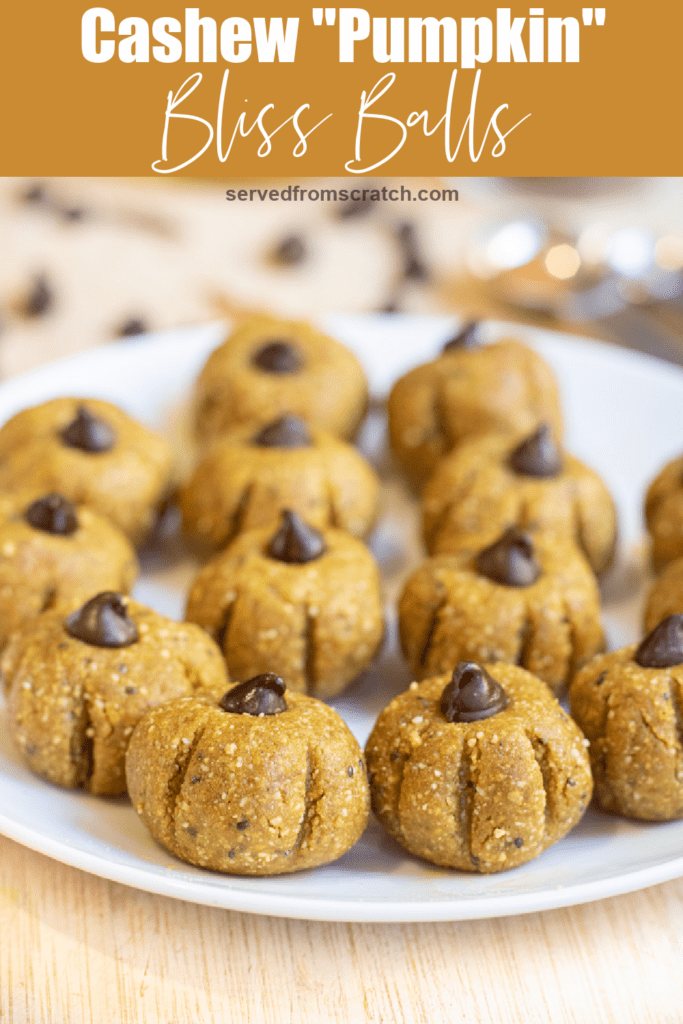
[643, 557, 683, 632]
[0, 490, 137, 650]
[0, 398, 174, 545]
[571, 619, 683, 820]
[179, 417, 379, 551]
[388, 331, 563, 490]
[645, 454, 683, 572]
[193, 314, 368, 445]
[185, 515, 384, 700]
[126, 680, 370, 875]
[4, 593, 228, 796]
[399, 529, 604, 695]
[365, 662, 592, 873]
[422, 427, 617, 576]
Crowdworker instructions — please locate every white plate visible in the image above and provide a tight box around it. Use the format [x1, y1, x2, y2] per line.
[1, 315, 683, 923]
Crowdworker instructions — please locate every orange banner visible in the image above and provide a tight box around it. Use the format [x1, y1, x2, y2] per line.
[1, 1, 680, 175]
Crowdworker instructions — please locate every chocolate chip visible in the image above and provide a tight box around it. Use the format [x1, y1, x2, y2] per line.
[347, 766, 354, 777]
[23, 275, 53, 317]
[514, 837, 524, 848]
[397, 223, 429, 282]
[60, 405, 116, 453]
[635, 615, 683, 669]
[440, 661, 508, 723]
[219, 673, 287, 716]
[272, 235, 307, 267]
[228, 850, 236, 859]
[267, 510, 325, 564]
[190, 776, 202, 784]
[236, 820, 249, 830]
[117, 317, 148, 339]
[22, 182, 47, 205]
[595, 671, 607, 686]
[252, 414, 311, 448]
[187, 827, 197, 837]
[124, 685, 137, 695]
[251, 340, 303, 374]
[62, 206, 85, 223]
[65, 592, 139, 648]
[442, 321, 480, 352]
[25, 493, 78, 536]
[508, 424, 562, 478]
[337, 187, 376, 220]
[476, 527, 541, 587]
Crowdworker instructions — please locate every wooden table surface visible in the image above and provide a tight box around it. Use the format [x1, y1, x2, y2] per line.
[1, 831, 682, 1023]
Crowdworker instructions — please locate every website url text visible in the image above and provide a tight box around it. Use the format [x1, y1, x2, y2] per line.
[225, 186, 458, 203]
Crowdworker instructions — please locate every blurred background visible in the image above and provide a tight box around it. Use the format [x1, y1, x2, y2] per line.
[0, 175, 682, 379]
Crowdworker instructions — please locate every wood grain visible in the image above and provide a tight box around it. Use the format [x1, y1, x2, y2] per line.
[1, 834, 682, 1023]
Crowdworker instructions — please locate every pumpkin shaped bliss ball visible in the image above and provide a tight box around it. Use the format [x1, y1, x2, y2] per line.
[0, 398, 173, 545]
[179, 414, 379, 552]
[185, 510, 384, 700]
[365, 661, 592, 873]
[125, 673, 370, 875]
[388, 323, 563, 491]
[399, 526, 604, 696]
[193, 314, 369, 446]
[3, 592, 228, 796]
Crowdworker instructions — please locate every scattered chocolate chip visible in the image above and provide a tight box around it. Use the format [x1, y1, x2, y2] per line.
[595, 671, 607, 686]
[635, 615, 683, 669]
[476, 527, 542, 588]
[566, 778, 576, 787]
[251, 340, 303, 374]
[397, 223, 429, 281]
[22, 182, 47, 205]
[347, 766, 354, 777]
[219, 673, 287, 716]
[267, 510, 325, 564]
[187, 827, 197, 837]
[390, 749, 400, 762]
[440, 661, 509, 723]
[272, 234, 307, 266]
[337, 186, 376, 220]
[57, 642, 69, 650]
[514, 837, 524, 848]
[228, 850, 236, 859]
[65, 592, 139, 648]
[442, 321, 480, 352]
[190, 776, 202, 784]
[25, 493, 78, 536]
[60, 405, 116, 453]
[509, 424, 563, 478]
[252, 414, 311, 448]
[236, 820, 249, 831]
[23, 275, 53, 317]
[62, 206, 85, 223]
[117, 317, 148, 339]
[124, 685, 137, 695]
